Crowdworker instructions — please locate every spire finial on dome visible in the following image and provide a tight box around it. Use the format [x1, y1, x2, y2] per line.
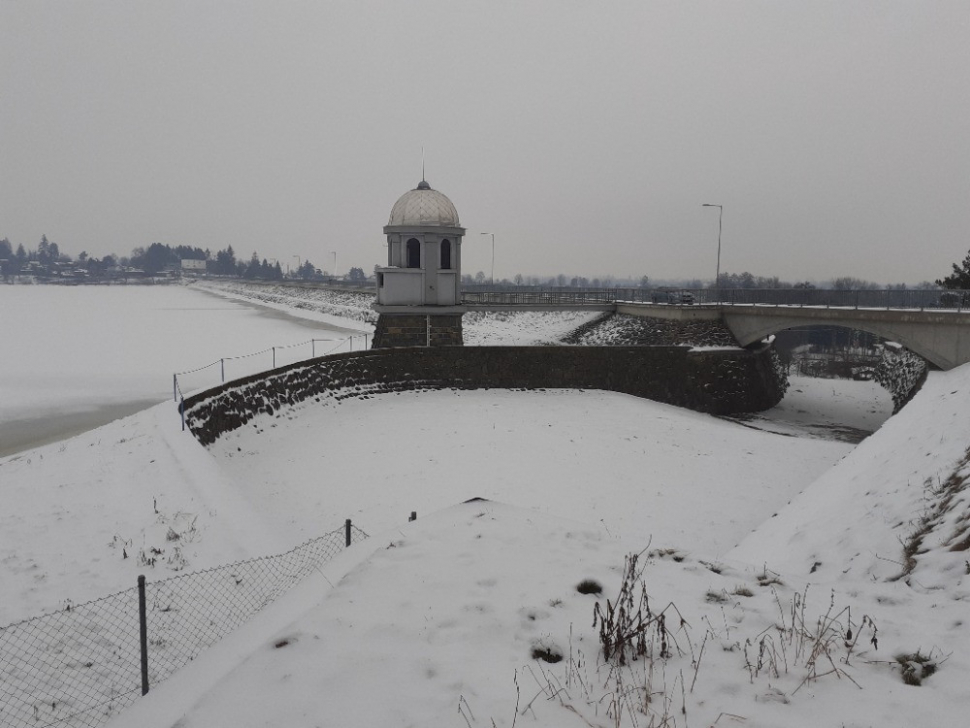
[417, 147, 431, 190]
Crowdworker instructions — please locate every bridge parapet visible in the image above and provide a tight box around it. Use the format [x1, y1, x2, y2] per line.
[460, 288, 970, 369]
[617, 301, 970, 369]
[719, 306, 970, 370]
[462, 286, 970, 311]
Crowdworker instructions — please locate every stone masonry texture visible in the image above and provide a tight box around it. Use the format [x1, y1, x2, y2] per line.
[372, 314, 464, 348]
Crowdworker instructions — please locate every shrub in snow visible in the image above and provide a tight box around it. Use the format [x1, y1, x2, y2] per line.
[530, 638, 563, 664]
[770, 348, 790, 397]
[528, 553, 886, 726]
[895, 650, 940, 686]
[592, 553, 682, 665]
[575, 578, 602, 595]
[742, 586, 878, 693]
[873, 347, 927, 412]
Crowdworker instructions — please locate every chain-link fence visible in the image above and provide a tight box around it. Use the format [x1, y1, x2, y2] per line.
[0, 522, 368, 728]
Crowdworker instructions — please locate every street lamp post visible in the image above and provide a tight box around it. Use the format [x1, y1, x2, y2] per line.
[702, 204, 723, 302]
[480, 232, 495, 284]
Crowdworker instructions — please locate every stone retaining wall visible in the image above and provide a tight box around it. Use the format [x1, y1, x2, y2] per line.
[182, 344, 785, 446]
[372, 314, 464, 348]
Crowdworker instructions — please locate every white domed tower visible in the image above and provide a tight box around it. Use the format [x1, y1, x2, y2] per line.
[372, 178, 467, 347]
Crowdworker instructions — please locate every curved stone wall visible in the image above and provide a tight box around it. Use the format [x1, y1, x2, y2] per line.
[182, 344, 786, 447]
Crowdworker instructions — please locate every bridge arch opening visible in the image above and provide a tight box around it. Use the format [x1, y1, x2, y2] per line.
[738, 324, 925, 442]
[724, 309, 957, 370]
[773, 326, 886, 380]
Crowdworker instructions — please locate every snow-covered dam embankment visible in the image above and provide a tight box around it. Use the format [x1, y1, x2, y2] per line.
[183, 343, 786, 446]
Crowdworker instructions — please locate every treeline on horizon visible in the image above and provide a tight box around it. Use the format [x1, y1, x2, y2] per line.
[2, 234, 968, 290]
[0, 237, 335, 281]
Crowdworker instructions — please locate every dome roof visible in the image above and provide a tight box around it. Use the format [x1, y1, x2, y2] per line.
[387, 180, 460, 227]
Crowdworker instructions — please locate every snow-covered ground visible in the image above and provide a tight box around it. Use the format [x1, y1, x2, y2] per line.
[112, 495, 970, 728]
[732, 364, 970, 586]
[725, 374, 895, 442]
[0, 385, 853, 627]
[189, 279, 378, 328]
[0, 403, 277, 625]
[463, 309, 603, 345]
[3, 283, 966, 728]
[191, 279, 607, 346]
[209, 388, 849, 554]
[0, 284, 365, 457]
[570, 311, 737, 347]
[113, 369, 968, 728]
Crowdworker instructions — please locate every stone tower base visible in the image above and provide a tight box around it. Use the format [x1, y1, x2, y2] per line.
[372, 313, 464, 348]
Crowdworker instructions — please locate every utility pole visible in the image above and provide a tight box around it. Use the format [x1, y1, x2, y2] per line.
[702, 204, 723, 302]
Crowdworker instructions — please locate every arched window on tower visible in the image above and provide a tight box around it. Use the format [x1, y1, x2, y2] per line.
[440, 239, 452, 270]
[406, 238, 420, 269]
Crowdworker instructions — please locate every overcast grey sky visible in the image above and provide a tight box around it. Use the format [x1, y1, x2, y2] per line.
[2, 1, 967, 284]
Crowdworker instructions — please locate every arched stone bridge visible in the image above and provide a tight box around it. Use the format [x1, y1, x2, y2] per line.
[616, 302, 970, 370]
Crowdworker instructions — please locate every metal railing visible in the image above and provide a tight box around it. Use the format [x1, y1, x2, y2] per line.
[461, 287, 970, 311]
[685, 288, 968, 310]
[462, 289, 618, 306]
[173, 334, 372, 403]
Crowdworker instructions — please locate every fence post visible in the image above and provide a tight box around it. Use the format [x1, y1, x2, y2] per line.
[409, 511, 417, 522]
[345, 519, 352, 547]
[180, 397, 185, 432]
[138, 575, 149, 696]
[312, 339, 316, 357]
[220, 358, 225, 383]
[172, 374, 177, 402]
[272, 347, 276, 368]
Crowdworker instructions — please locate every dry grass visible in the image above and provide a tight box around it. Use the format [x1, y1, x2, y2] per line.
[893, 458, 970, 580]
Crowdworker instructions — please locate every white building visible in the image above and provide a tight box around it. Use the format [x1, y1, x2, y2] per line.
[180, 259, 207, 275]
[372, 179, 467, 347]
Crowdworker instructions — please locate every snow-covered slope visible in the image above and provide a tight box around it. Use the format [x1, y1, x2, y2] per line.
[191, 279, 607, 346]
[0, 404, 282, 625]
[190, 279, 378, 328]
[731, 364, 970, 586]
[0, 386, 851, 627]
[110, 500, 970, 728]
[568, 311, 737, 347]
[463, 309, 603, 345]
[208, 388, 849, 553]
